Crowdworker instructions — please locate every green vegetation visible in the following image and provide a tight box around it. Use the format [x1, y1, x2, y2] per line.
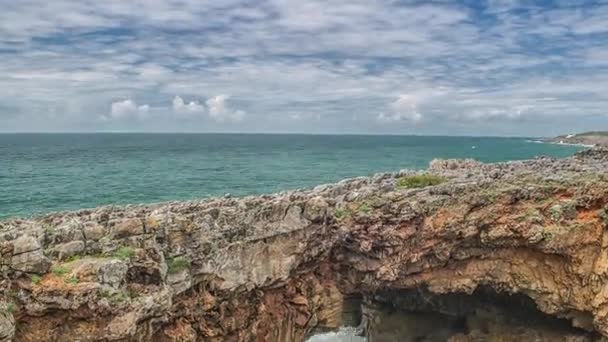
[334, 207, 352, 220]
[516, 208, 543, 224]
[65, 255, 82, 263]
[67, 276, 79, 285]
[113, 246, 135, 260]
[335, 202, 375, 219]
[31, 274, 42, 284]
[111, 292, 129, 303]
[43, 224, 55, 235]
[100, 289, 130, 303]
[167, 256, 190, 274]
[358, 203, 372, 215]
[126, 286, 140, 299]
[6, 302, 16, 314]
[396, 174, 446, 189]
[52, 265, 70, 277]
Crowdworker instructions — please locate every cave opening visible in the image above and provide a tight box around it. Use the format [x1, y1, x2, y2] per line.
[308, 286, 601, 342]
[363, 286, 600, 342]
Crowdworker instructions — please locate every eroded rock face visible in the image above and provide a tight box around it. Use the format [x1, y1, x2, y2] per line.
[1, 149, 608, 341]
[364, 287, 602, 342]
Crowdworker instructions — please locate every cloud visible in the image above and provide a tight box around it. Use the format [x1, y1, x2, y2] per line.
[1, 1, 608, 134]
[105, 99, 150, 120]
[378, 90, 452, 123]
[172, 96, 205, 115]
[205, 95, 245, 122]
[378, 94, 425, 123]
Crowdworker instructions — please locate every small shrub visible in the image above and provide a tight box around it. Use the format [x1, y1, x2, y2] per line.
[167, 257, 190, 274]
[126, 287, 140, 299]
[67, 276, 79, 285]
[396, 174, 446, 189]
[31, 274, 42, 284]
[52, 265, 70, 277]
[113, 247, 135, 260]
[6, 302, 16, 314]
[99, 289, 129, 303]
[65, 255, 82, 263]
[44, 225, 55, 235]
[109, 291, 130, 304]
[358, 203, 372, 215]
[334, 208, 349, 219]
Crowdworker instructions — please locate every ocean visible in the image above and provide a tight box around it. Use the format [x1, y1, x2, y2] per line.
[0, 133, 585, 220]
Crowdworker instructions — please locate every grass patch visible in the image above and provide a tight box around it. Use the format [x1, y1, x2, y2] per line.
[65, 255, 82, 263]
[358, 203, 372, 215]
[111, 291, 129, 303]
[167, 256, 190, 274]
[52, 265, 70, 277]
[99, 289, 130, 303]
[67, 276, 79, 285]
[43, 224, 55, 235]
[396, 174, 446, 189]
[113, 246, 135, 260]
[31, 274, 42, 284]
[334, 208, 351, 220]
[6, 302, 16, 314]
[126, 287, 140, 299]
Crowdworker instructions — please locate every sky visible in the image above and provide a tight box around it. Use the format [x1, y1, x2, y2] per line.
[1, 0, 608, 136]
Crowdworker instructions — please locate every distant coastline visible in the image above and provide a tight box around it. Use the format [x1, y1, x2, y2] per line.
[540, 131, 608, 148]
[528, 139, 596, 148]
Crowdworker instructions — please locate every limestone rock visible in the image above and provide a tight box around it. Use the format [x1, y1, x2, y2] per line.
[303, 196, 329, 222]
[98, 259, 129, 288]
[12, 235, 40, 255]
[49, 240, 85, 260]
[83, 222, 105, 241]
[1, 149, 608, 341]
[0, 302, 15, 342]
[111, 218, 144, 238]
[11, 250, 50, 273]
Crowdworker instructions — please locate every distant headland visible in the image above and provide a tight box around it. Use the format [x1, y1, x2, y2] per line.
[544, 131, 608, 147]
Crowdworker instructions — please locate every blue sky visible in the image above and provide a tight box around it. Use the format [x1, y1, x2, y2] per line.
[1, 0, 608, 136]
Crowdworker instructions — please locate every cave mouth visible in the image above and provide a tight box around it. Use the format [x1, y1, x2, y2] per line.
[308, 286, 600, 342]
[363, 286, 600, 342]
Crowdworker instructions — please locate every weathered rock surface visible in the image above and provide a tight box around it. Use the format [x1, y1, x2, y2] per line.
[1, 149, 608, 341]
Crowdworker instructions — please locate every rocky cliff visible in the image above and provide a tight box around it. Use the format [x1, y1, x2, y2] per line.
[545, 132, 608, 147]
[2, 149, 608, 341]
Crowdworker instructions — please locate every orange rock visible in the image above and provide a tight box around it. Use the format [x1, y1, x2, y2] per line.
[290, 295, 308, 306]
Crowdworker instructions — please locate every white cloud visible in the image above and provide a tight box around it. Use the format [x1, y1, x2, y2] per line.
[106, 99, 150, 120]
[459, 106, 529, 121]
[378, 101, 422, 123]
[378, 91, 445, 123]
[205, 95, 245, 122]
[1, 1, 608, 134]
[172, 95, 205, 115]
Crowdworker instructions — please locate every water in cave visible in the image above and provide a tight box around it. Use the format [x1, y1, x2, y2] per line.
[307, 287, 600, 342]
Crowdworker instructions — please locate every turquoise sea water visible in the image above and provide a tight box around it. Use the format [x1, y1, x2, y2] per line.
[0, 134, 585, 220]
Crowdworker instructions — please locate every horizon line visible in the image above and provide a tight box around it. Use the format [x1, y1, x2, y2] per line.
[0, 131, 550, 138]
